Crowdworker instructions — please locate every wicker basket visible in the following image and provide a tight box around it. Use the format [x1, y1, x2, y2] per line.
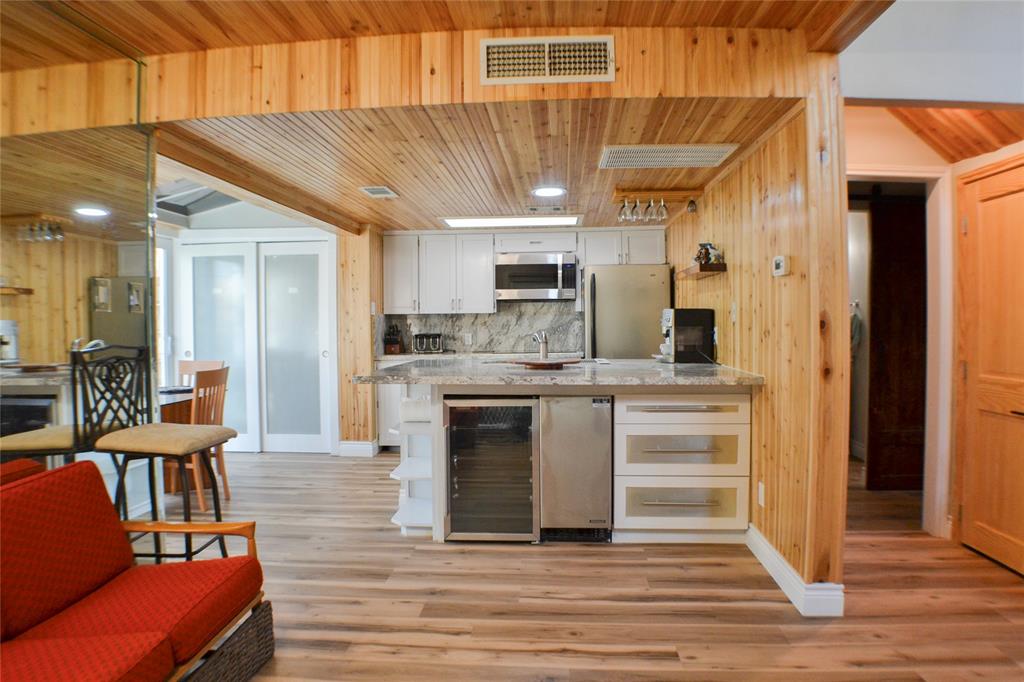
[189, 601, 275, 681]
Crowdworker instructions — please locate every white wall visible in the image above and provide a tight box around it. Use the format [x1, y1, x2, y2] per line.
[845, 107, 949, 167]
[188, 202, 310, 230]
[841, 0, 1024, 105]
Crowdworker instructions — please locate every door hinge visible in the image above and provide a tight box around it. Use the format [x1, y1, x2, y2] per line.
[960, 216, 968, 235]
[961, 361, 968, 382]
[958, 504, 963, 523]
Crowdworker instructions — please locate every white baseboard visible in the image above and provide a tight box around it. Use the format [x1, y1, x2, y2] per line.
[335, 440, 379, 458]
[613, 529, 748, 544]
[745, 525, 844, 617]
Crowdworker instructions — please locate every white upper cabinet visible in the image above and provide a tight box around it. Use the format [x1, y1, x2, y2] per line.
[494, 232, 577, 253]
[580, 231, 624, 265]
[456, 234, 495, 313]
[383, 235, 419, 314]
[623, 229, 666, 264]
[418, 235, 458, 313]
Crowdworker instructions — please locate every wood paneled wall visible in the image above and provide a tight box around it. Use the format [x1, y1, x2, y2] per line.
[667, 75, 848, 584]
[0, 227, 118, 363]
[338, 228, 384, 442]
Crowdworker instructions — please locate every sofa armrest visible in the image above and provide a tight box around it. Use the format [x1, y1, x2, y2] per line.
[122, 521, 258, 558]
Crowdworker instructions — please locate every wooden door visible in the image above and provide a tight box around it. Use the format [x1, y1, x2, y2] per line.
[957, 156, 1024, 573]
[866, 197, 927, 490]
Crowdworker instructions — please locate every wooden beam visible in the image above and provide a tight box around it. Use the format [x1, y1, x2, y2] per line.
[155, 128, 362, 235]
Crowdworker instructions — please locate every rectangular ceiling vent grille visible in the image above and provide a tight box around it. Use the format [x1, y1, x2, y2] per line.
[359, 186, 399, 199]
[598, 144, 740, 169]
[481, 36, 614, 85]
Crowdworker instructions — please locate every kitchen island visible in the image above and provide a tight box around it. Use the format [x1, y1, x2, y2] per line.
[355, 357, 764, 543]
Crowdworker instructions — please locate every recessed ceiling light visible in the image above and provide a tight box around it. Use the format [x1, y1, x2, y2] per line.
[531, 186, 566, 198]
[74, 207, 110, 218]
[443, 216, 580, 229]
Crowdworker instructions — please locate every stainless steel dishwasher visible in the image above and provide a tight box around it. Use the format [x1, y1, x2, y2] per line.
[539, 396, 612, 541]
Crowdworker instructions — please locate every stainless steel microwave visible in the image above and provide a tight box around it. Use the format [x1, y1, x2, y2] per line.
[494, 252, 577, 301]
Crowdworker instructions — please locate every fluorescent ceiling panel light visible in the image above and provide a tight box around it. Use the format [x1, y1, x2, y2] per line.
[443, 216, 580, 229]
[531, 186, 566, 198]
[74, 206, 110, 217]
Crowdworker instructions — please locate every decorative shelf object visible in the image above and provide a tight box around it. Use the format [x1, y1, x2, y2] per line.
[678, 263, 727, 280]
[0, 286, 34, 296]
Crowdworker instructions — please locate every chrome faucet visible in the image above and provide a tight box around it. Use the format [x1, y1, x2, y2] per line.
[531, 331, 549, 359]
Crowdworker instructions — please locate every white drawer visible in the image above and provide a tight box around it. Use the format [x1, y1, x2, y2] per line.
[615, 394, 750, 425]
[615, 423, 750, 477]
[613, 475, 749, 530]
[494, 232, 577, 253]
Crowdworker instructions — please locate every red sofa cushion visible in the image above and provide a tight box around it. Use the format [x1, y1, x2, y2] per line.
[24, 556, 263, 664]
[1, 461, 133, 640]
[0, 459, 46, 485]
[0, 631, 174, 682]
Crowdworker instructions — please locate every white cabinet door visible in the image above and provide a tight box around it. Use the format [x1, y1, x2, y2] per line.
[580, 231, 623, 265]
[383, 235, 419, 314]
[457, 234, 495, 313]
[494, 232, 577, 253]
[418, 235, 457, 313]
[623, 229, 666, 264]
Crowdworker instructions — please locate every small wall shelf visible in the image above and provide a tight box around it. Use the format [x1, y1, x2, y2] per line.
[678, 263, 727, 280]
[0, 286, 34, 295]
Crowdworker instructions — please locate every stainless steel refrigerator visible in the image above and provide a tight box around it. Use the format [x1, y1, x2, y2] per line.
[89, 276, 148, 348]
[583, 264, 672, 359]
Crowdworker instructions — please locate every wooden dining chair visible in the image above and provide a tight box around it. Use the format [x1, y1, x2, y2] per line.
[167, 367, 231, 512]
[178, 359, 225, 387]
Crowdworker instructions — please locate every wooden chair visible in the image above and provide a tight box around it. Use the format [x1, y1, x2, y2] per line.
[168, 367, 231, 512]
[178, 359, 225, 387]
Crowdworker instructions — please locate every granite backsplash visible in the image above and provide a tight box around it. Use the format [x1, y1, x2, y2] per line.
[384, 300, 583, 354]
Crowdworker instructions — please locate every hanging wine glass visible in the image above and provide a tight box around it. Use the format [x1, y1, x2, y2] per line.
[629, 199, 642, 222]
[617, 198, 630, 222]
[656, 198, 668, 221]
[643, 198, 657, 222]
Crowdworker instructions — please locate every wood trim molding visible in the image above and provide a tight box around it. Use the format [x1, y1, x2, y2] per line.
[155, 129, 363, 235]
[746, 525, 844, 617]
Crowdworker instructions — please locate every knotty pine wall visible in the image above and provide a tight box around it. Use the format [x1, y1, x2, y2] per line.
[0, 227, 118, 363]
[667, 105, 849, 584]
[338, 228, 383, 442]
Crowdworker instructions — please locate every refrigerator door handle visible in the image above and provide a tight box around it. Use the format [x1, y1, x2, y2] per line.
[589, 273, 597, 359]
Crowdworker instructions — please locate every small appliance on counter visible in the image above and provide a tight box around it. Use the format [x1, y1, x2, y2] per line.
[383, 324, 404, 355]
[0, 320, 19, 365]
[412, 333, 445, 354]
[659, 308, 716, 363]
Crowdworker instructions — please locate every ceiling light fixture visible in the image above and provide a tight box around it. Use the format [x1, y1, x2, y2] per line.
[74, 207, 110, 218]
[443, 216, 580, 229]
[531, 186, 566, 198]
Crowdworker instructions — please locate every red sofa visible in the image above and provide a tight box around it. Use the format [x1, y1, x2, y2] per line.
[0, 461, 274, 681]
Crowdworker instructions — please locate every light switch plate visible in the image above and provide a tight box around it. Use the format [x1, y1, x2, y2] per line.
[463, 332, 473, 346]
[771, 255, 789, 277]
[729, 301, 738, 324]
[757, 481, 765, 507]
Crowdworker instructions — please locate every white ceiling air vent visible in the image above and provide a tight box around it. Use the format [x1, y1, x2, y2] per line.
[599, 144, 740, 169]
[359, 186, 399, 199]
[481, 36, 615, 85]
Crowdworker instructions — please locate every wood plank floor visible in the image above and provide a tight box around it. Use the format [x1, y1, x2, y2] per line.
[846, 459, 924, 532]
[162, 452, 1024, 681]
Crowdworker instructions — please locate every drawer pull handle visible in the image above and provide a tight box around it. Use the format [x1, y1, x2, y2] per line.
[1011, 410, 1024, 417]
[641, 448, 722, 455]
[641, 500, 720, 508]
[633, 405, 726, 413]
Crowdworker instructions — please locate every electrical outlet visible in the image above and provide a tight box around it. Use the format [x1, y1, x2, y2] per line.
[757, 481, 765, 507]
[730, 301, 738, 324]
[463, 332, 473, 346]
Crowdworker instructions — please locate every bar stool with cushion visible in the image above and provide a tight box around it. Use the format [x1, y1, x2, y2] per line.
[0, 345, 150, 468]
[95, 422, 236, 560]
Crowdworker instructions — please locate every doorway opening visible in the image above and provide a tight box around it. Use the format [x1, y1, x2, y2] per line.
[846, 180, 928, 531]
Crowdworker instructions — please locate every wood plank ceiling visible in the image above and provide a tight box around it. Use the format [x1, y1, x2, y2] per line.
[0, 0, 893, 71]
[160, 96, 799, 229]
[888, 107, 1024, 163]
[0, 126, 150, 240]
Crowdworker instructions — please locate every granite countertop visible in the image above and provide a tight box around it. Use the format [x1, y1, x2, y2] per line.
[0, 368, 72, 387]
[355, 357, 764, 386]
[377, 351, 584, 363]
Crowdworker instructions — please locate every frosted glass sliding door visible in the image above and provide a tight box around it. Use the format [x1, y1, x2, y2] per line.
[177, 243, 260, 452]
[259, 241, 331, 452]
